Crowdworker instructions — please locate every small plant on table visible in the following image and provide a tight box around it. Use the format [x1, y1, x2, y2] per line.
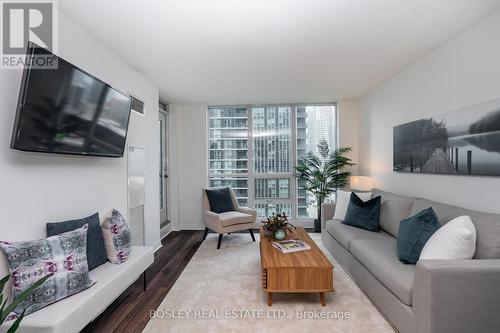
[261, 213, 295, 240]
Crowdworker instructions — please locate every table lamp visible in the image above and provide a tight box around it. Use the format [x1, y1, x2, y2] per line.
[350, 176, 374, 192]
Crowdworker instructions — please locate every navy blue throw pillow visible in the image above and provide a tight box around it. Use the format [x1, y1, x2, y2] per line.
[47, 213, 107, 270]
[343, 192, 381, 232]
[205, 187, 235, 214]
[397, 208, 440, 265]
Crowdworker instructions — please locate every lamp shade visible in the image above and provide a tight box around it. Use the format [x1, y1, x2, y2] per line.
[350, 176, 374, 191]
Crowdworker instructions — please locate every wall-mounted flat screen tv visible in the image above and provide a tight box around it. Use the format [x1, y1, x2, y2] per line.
[10, 44, 132, 157]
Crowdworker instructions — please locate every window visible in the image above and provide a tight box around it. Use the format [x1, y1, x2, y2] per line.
[209, 107, 249, 206]
[208, 104, 336, 220]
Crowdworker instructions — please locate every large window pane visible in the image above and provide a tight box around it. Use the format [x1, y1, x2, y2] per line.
[256, 204, 292, 220]
[208, 104, 336, 221]
[209, 107, 248, 175]
[252, 106, 291, 173]
[296, 105, 337, 218]
[255, 178, 290, 199]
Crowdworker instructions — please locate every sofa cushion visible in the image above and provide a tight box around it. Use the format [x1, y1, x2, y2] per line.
[411, 198, 500, 259]
[333, 190, 372, 221]
[205, 187, 235, 214]
[350, 238, 416, 306]
[1, 246, 154, 333]
[372, 189, 415, 237]
[47, 213, 107, 271]
[101, 209, 132, 264]
[343, 193, 381, 232]
[420, 215, 476, 260]
[219, 211, 253, 227]
[397, 208, 440, 264]
[325, 219, 393, 250]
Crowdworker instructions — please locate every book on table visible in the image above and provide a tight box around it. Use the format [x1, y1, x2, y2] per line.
[272, 239, 311, 254]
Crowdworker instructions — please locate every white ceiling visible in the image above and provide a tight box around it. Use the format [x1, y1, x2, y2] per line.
[60, 0, 500, 105]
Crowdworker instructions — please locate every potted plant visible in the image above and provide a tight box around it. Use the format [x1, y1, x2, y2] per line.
[295, 139, 354, 232]
[261, 213, 295, 240]
[1, 273, 52, 332]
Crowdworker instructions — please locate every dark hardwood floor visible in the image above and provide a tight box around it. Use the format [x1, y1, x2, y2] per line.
[81, 230, 204, 333]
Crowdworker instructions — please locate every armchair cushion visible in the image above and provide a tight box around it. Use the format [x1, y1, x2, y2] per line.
[219, 211, 253, 227]
[205, 187, 235, 213]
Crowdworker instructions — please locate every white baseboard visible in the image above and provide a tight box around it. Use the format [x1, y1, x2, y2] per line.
[180, 223, 205, 230]
[160, 223, 172, 239]
[153, 239, 163, 252]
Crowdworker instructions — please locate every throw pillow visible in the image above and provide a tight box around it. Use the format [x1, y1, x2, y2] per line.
[333, 190, 373, 221]
[46, 213, 107, 270]
[205, 187, 235, 214]
[419, 215, 476, 260]
[0, 225, 94, 319]
[342, 193, 381, 232]
[397, 208, 440, 264]
[101, 209, 131, 264]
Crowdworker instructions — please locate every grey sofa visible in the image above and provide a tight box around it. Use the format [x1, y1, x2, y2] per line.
[321, 189, 500, 333]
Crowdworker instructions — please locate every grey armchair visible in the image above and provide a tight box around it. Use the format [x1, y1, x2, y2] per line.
[202, 187, 257, 249]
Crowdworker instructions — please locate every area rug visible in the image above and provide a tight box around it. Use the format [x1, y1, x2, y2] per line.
[143, 233, 394, 333]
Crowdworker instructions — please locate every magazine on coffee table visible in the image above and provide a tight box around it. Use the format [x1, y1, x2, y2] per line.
[272, 239, 311, 254]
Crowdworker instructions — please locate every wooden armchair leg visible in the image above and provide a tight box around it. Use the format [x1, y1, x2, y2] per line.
[217, 234, 223, 249]
[203, 228, 209, 240]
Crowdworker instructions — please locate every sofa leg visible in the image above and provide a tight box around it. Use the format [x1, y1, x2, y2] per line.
[249, 229, 255, 242]
[217, 234, 223, 249]
[143, 271, 147, 292]
[203, 228, 209, 240]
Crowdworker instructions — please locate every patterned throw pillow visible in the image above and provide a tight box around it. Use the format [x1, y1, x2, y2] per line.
[101, 209, 131, 264]
[0, 225, 94, 319]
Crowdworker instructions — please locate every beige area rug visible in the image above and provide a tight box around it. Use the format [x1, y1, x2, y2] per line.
[143, 233, 394, 333]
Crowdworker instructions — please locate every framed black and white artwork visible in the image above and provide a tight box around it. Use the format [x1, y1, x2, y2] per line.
[393, 98, 500, 176]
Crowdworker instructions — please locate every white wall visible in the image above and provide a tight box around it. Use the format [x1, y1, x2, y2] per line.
[168, 104, 208, 230]
[338, 100, 360, 176]
[0, 14, 160, 276]
[359, 9, 500, 213]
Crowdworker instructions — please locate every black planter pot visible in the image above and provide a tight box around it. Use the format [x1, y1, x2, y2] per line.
[314, 219, 321, 233]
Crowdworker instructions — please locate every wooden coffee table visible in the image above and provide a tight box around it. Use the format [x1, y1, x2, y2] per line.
[259, 227, 334, 306]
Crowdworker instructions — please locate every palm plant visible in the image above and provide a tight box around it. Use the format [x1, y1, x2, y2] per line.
[1, 274, 52, 333]
[295, 139, 354, 231]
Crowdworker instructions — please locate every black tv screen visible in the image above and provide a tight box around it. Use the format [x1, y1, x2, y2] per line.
[10, 45, 132, 157]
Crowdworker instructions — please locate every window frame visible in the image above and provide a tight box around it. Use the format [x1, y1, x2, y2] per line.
[207, 103, 338, 221]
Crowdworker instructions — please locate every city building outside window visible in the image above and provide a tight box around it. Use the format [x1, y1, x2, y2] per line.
[208, 104, 336, 220]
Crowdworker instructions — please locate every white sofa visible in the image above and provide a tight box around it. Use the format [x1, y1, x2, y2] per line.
[1, 246, 154, 333]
